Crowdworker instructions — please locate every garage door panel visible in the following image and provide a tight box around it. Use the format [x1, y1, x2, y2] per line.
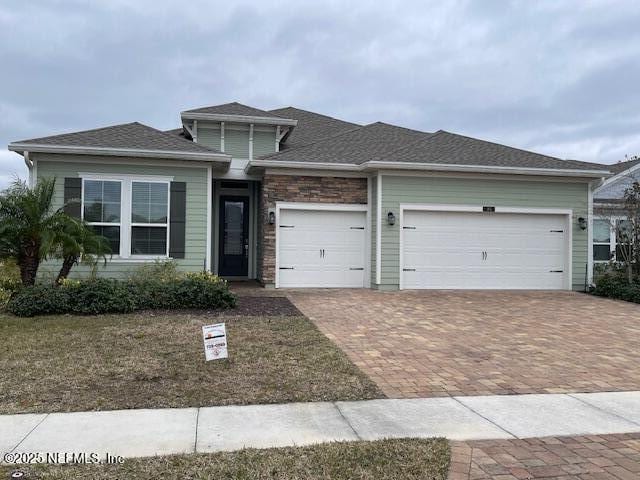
[278, 208, 366, 288]
[402, 210, 568, 290]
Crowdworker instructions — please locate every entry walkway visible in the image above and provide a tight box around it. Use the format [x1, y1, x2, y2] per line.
[2, 391, 640, 461]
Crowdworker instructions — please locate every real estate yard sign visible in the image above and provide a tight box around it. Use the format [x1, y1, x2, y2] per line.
[202, 323, 228, 361]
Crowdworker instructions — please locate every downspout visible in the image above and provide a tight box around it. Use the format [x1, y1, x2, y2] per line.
[24, 151, 34, 186]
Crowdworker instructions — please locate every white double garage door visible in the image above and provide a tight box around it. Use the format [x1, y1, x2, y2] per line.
[276, 204, 570, 290]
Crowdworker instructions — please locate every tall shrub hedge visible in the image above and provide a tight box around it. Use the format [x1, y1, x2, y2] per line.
[592, 272, 640, 304]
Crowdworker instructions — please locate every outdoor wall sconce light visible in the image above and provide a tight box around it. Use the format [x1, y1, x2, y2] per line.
[578, 217, 587, 230]
[387, 211, 396, 226]
[268, 209, 276, 225]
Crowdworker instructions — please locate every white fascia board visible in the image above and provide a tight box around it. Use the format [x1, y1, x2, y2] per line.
[8, 143, 232, 165]
[246, 160, 361, 172]
[362, 161, 611, 178]
[247, 159, 611, 179]
[180, 112, 298, 127]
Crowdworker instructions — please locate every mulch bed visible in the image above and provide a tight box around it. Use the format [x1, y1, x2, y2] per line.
[142, 296, 302, 317]
[228, 296, 302, 316]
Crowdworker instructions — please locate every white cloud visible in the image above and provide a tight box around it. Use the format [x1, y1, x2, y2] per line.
[0, 150, 27, 190]
[0, 0, 638, 166]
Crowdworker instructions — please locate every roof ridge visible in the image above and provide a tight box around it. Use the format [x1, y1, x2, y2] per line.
[11, 121, 225, 156]
[436, 129, 563, 161]
[12, 121, 140, 144]
[183, 101, 286, 119]
[368, 121, 432, 136]
[363, 129, 441, 164]
[269, 106, 360, 125]
[145, 123, 223, 154]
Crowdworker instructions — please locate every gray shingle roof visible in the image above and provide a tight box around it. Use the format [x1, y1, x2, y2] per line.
[269, 106, 360, 149]
[259, 123, 608, 172]
[183, 102, 287, 118]
[376, 130, 607, 171]
[608, 157, 640, 174]
[259, 122, 430, 164]
[11, 122, 221, 155]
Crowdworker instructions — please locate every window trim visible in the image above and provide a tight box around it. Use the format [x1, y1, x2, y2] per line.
[593, 215, 629, 263]
[79, 174, 174, 260]
[81, 178, 123, 256]
[130, 180, 170, 258]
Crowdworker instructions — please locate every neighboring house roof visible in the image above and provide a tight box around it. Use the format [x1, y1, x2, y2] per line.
[609, 157, 640, 174]
[183, 102, 285, 118]
[259, 122, 430, 164]
[256, 123, 608, 175]
[268, 106, 360, 149]
[8, 122, 230, 164]
[594, 157, 640, 202]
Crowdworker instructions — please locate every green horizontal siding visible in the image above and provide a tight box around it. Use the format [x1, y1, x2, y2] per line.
[35, 154, 208, 280]
[253, 128, 276, 157]
[225, 126, 250, 159]
[198, 126, 221, 151]
[380, 175, 589, 290]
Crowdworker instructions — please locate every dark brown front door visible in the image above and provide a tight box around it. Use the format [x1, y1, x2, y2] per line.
[218, 196, 249, 276]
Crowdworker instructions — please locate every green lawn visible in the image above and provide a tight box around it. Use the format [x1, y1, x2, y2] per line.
[1, 439, 450, 480]
[0, 311, 383, 414]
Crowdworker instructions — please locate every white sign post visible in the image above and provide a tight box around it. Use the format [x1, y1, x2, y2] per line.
[202, 323, 228, 361]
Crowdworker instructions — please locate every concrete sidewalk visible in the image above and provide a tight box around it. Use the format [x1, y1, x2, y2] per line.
[2, 391, 640, 460]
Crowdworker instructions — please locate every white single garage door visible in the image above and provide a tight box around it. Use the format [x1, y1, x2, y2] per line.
[401, 210, 569, 290]
[278, 208, 366, 288]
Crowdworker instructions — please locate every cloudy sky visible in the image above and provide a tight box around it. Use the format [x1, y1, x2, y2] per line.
[1, 0, 639, 188]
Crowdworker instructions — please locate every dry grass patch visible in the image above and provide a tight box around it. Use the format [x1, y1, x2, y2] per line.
[0, 311, 382, 414]
[1, 438, 450, 480]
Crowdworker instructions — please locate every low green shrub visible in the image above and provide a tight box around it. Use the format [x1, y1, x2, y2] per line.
[592, 272, 640, 303]
[7, 272, 236, 317]
[128, 271, 235, 310]
[66, 278, 138, 315]
[6, 284, 73, 317]
[7, 279, 137, 317]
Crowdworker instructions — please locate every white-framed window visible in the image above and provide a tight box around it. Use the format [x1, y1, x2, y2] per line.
[593, 218, 612, 262]
[131, 181, 170, 256]
[81, 175, 172, 259]
[593, 216, 634, 263]
[82, 179, 122, 255]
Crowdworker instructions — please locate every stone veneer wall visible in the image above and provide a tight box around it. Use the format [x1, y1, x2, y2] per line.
[258, 174, 368, 285]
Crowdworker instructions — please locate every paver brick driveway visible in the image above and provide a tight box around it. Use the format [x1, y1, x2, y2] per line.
[449, 433, 640, 479]
[287, 290, 640, 398]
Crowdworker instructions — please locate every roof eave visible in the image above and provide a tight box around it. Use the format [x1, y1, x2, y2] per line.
[181, 112, 298, 127]
[248, 159, 611, 178]
[363, 161, 612, 178]
[246, 159, 361, 175]
[8, 143, 232, 168]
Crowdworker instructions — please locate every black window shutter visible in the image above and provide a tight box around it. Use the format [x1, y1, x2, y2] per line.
[63, 177, 82, 218]
[169, 182, 187, 259]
